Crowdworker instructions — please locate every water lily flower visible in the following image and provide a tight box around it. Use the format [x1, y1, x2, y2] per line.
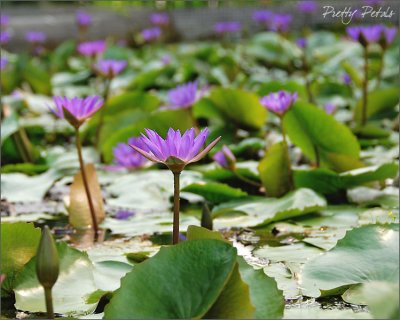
[342, 72, 352, 85]
[213, 145, 236, 171]
[113, 137, 150, 170]
[0, 57, 8, 70]
[50, 96, 104, 129]
[166, 81, 201, 109]
[380, 25, 397, 47]
[252, 10, 272, 24]
[346, 25, 382, 45]
[363, 0, 383, 5]
[296, 37, 307, 49]
[131, 127, 220, 173]
[114, 210, 135, 220]
[150, 12, 169, 26]
[268, 14, 292, 32]
[161, 54, 172, 65]
[214, 21, 241, 34]
[0, 31, 10, 44]
[0, 14, 9, 28]
[141, 27, 161, 42]
[25, 31, 46, 44]
[324, 103, 336, 115]
[76, 10, 92, 28]
[77, 40, 106, 57]
[297, 1, 318, 13]
[259, 91, 298, 117]
[94, 59, 127, 78]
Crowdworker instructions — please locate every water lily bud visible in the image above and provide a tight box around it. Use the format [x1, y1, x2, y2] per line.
[36, 226, 59, 290]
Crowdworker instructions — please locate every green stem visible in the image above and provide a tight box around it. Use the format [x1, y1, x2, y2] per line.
[361, 46, 369, 126]
[280, 118, 294, 190]
[302, 56, 314, 104]
[376, 47, 385, 89]
[233, 171, 261, 188]
[18, 127, 34, 162]
[173, 172, 181, 245]
[44, 287, 54, 319]
[95, 79, 111, 150]
[75, 129, 99, 241]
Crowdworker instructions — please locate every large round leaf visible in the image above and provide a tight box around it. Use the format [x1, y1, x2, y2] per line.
[300, 224, 399, 297]
[104, 239, 252, 319]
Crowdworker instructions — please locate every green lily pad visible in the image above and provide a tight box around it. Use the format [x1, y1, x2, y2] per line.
[300, 224, 399, 297]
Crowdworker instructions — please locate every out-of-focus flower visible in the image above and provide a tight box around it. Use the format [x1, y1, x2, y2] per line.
[324, 103, 336, 115]
[77, 40, 106, 57]
[252, 10, 272, 24]
[76, 10, 92, 28]
[346, 25, 382, 45]
[268, 14, 292, 32]
[380, 25, 397, 47]
[150, 12, 170, 26]
[0, 57, 8, 70]
[0, 31, 10, 44]
[213, 145, 236, 170]
[114, 209, 135, 220]
[166, 81, 201, 109]
[141, 27, 161, 42]
[342, 72, 352, 85]
[259, 91, 298, 116]
[25, 31, 46, 44]
[161, 54, 172, 65]
[297, 1, 318, 13]
[0, 14, 9, 28]
[363, 0, 383, 6]
[94, 59, 127, 78]
[296, 37, 307, 48]
[131, 128, 221, 173]
[49, 96, 104, 128]
[113, 137, 150, 170]
[214, 21, 241, 34]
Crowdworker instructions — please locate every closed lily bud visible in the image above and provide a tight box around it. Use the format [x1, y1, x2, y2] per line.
[213, 145, 236, 171]
[36, 226, 59, 290]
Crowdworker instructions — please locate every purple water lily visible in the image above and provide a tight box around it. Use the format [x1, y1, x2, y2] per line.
[0, 31, 10, 44]
[76, 10, 92, 27]
[363, 0, 383, 5]
[50, 96, 104, 128]
[346, 25, 382, 45]
[252, 10, 272, 24]
[380, 26, 397, 46]
[0, 14, 9, 28]
[95, 59, 127, 78]
[150, 12, 169, 26]
[296, 37, 307, 49]
[113, 137, 150, 170]
[114, 210, 135, 220]
[25, 31, 46, 44]
[214, 21, 241, 34]
[324, 103, 336, 115]
[259, 91, 298, 116]
[269, 14, 292, 32]
[342, 73, 352, 85]
[166, 81, 200, 109]
[297, 1, 318, 13]
[0, 57, 8, 70]
[77, 40, 106, 57]
[131, 127, 220, 173]
[141, 27, 161, 42]
[213, 145, 236, 170]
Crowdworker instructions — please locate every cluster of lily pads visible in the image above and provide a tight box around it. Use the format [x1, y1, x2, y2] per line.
[1, 2, 399, 319]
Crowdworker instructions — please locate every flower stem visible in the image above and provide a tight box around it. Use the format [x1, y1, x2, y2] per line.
[280, 118, 294, 190]
[44, 287, 54, 319]
[95, 78, 111, 150]
[376, 47, 385, 89]
[173, 172, 181, 245]
[233, 171, 262, 188]
[75, 129, 99, 241]
[361, 46, 369, 126]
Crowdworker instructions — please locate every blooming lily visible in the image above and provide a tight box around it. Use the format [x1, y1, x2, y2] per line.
[141, 27, 161, 42]
[0, 31, 10, 44]
[297, 1, 317, 13]
[166, 81, 200, 109]
[113, 137, 150, 170]
[268, 14, 292, 33]
[252, 10, 272, 24]
[25, 31, 46, 44]
[214, 21, 241, 34]
[77, 40, 106, 57]
[346, 25, 382, 46]
[150, 12, 169, 26]
[76, 10, 92, 28]
[259, 91, 298, 117]
[94, 59, 127, 78]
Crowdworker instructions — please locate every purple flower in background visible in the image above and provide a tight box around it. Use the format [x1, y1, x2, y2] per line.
[214, 21, 241, 34]
[150, 12, 170, 26]
[166, 81, 200, 109]
[297, 1, 318, 13]
[25, 31, 46, 44]
[50, 96, 104, 128]
[363, 0, 383, 6]
[141, 27, 161, 42]
[76, 10, 92, 28]
[252, 10, 272, 24]
[161, 54, 172, 65]
[95, 59, 127, 78]
[259, 91, 298, 116]
[77, 40, 106, 57]
[381, 26, 397, 45]
[268, 14, 292, 32]
[213, 145, 236, 170]
[113, 137, 150, 170]
[0, 14, 9, 27]
[324, 103, 336, 115]
[0, 31, 10, 44]
[296, 37, 307, 48]
[0, 57, 8, 70]
[346, 25, 382, 45]
[342, 72, 351, 85]
[114, 210, 135, 220]
[130, 128, 221, 173]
